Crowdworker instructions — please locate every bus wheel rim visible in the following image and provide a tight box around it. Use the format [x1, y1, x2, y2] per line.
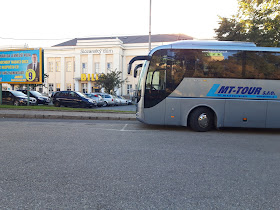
[198, 113, 209, 128]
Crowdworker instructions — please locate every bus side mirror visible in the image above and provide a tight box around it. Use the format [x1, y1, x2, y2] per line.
[134, 64, 143, 78]
[127, 56, 151, 74]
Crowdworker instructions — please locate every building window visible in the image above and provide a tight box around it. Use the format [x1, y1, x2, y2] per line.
[49, 83, 54, 92]
[48, 62, 53, 72]
[66, 83, 72, 91]
[127, 84, 132, 95]
[56, 83, 61, 91]
[82, 83, 88, 93]
[107, 62, 112, 72]
[94, 62, 100, 74]
[56, 61, 61, 72]
[82, 62, 87, 73]
[66, 61, 72, 72]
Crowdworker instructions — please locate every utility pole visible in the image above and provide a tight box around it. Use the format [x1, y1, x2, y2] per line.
[149, 0, 152, 51]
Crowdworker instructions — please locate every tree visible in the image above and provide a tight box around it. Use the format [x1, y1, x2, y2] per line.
[215, 0, 280, 47]
[95, 70, 126, 94]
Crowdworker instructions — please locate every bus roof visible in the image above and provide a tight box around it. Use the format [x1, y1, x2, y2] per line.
[172, 40, 257, 47]
[149, 40, 280, 55]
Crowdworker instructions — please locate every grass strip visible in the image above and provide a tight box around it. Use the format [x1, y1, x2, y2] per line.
[0, 105, 135, 114]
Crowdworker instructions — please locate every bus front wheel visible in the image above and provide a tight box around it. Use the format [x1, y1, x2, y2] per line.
[189, 107, 214, 132]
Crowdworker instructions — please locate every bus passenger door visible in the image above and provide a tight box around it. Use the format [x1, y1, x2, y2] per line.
[224, 100, 267, 128]
[144, 69, 167, 125]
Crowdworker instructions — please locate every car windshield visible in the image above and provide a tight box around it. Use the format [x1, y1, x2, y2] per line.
[76, 92, 87, 98]
[30, 91, 42, 97]
[11, 91, 27, 97]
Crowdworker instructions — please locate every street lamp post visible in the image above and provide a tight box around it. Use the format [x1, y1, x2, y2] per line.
[149, 0, 152, 51]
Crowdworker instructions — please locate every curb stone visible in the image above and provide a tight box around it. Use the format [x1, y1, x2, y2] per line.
[0, 113, 136, 121]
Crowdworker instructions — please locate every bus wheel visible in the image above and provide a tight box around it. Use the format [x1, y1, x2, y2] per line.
[189, 107, 214, 132]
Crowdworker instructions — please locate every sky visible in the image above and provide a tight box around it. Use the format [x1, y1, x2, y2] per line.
[0, 0, 238, 48]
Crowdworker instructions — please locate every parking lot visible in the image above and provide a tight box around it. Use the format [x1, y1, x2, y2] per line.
[1, 118, 280, 209]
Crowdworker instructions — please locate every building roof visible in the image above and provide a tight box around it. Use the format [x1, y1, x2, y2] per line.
[53, 34, 193, 47]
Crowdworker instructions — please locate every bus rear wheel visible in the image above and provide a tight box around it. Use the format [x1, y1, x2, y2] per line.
[189, 107, 214, 132]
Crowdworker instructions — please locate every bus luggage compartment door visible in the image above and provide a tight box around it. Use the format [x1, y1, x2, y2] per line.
[224, 100, 267, 128]
[266, 101, 280, 128]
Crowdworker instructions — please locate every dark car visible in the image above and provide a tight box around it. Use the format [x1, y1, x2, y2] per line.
[18, 90, 50, 105]
[52, 91, 96, 108]
[2, 90, 37, 106]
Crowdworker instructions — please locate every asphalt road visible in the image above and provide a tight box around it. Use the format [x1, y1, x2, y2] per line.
[1, 118, 280, 209]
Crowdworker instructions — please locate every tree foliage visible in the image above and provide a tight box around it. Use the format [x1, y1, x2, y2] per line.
[215, 0, 280, 47]
[95, 71, 126, 94]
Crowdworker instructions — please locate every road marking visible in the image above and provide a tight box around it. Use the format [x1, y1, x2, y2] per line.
[121, 124, 128, 131]
[90, 124, 159, 132]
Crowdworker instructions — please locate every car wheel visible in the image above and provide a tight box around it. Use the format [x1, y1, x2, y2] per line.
[13, 100, 20, 106]
[189, 107, 214, 132]
[103, 101, 108, 107]
[54, 101, 60, 107]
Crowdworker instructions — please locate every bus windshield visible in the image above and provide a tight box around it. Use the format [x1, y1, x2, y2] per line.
[136, 60, 148, 102]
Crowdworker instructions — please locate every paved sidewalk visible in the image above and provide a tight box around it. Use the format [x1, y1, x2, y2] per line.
[0, 109, 136, 121]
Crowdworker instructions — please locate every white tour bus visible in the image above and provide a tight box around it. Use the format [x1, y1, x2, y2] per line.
[128, 40, 280, 131]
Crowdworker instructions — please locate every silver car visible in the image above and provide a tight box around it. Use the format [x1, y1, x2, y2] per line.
[86, 93, 105, 107]
[98, 93, 116, 106]
[116, 96, 128, 105]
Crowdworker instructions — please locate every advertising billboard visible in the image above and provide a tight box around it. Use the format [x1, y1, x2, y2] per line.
[0, 48, 44, 84]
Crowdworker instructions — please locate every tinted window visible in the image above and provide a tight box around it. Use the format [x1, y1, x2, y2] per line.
[69, 92, 76, 97]
[56, 91, 68, 97]
[76, 92, 87, 98]
[11, 91, 27, 97]
[30, 91, 42, 97]
[170, 49, 280, 80]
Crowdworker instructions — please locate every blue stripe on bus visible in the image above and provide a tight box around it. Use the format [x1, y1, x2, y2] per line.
[206, 84, 277, 99]
[167, 96, 279, 100]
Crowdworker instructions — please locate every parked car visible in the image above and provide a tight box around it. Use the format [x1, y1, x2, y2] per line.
[113, 95, 120, 106]
[52, 91, 96, 108]
[97, 93, 115, 106]
[18, 90, 50, 105]
[85, 93, 105, 107]
[2, 90, 37, 106]
[116, 96, 129, 105]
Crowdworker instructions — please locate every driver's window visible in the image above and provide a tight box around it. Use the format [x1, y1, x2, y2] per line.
[146, 72, 153, 89]
[151, 70, 165, 90]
